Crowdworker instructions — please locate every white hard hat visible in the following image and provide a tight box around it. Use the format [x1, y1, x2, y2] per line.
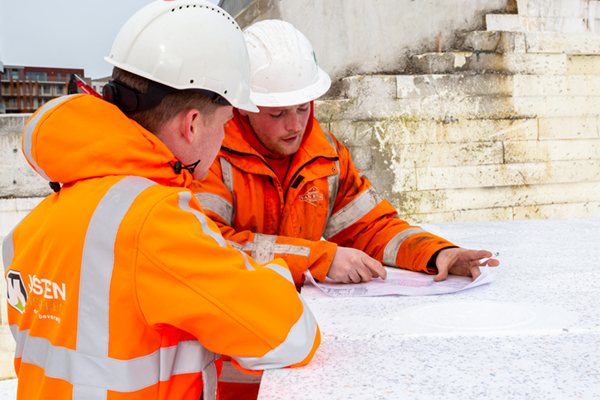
[105, 0, 257, 112]
[244, 20, 331, 107]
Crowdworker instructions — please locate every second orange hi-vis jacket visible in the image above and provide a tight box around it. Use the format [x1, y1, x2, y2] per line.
[2, 95, 320, 400]
[193, 113, 456, 284]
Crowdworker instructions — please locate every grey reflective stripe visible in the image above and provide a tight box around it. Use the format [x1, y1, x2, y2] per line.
[78, 177, 155, 358]
[323, 186, 385, 239]
[234, 294, 317, 370]
[250, 233, 277, 264]
[23, 95, 78, 181]
[264, 264, 294, 285]
[322, 128, 338, 157]
[2, 229, 15, 274]
[220, 158, 236, 223]
[233, 234, 311, 263]
[10, 326, 216, 393]
[179, 191, 227, 248]
[382, 227, 427, 266]
[326, 161, 340, 223]
[202, 360, 218, 400]
[321, 128, 340, 233]
[194, 192, 234, 226]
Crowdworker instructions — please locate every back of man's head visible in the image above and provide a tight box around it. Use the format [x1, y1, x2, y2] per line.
[102, 0, 258, 133]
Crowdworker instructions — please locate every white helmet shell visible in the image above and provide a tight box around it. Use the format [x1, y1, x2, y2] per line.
[244, 20, 331, 107]
[105, 0, 258, 112]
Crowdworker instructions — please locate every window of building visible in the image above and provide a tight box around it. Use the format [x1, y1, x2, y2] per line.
[57, 73, 62, 80]
[42, 84, 51, 94]
[11, 70, 19, 80]
[55, 85, 64, 95]
[9, 98, 17, 107]
[25, 71, 48, 82]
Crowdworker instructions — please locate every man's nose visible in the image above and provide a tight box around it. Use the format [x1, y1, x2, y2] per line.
[284, 113, 302, 132]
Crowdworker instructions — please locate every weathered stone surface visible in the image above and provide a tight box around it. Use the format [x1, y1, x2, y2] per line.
[415, 160, 600, 190]
[505, 139, 600, 163]
[412, 52, 568, 75]
[0, 116, 52, 199]
[486, 14, 523, 32]
[538, 116, 600, 139]
[567, 55, 600, 75]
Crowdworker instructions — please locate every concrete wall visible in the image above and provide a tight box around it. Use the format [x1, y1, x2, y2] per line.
[236, 0, 509, 82]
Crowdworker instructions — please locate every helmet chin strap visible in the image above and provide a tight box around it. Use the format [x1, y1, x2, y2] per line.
[169, 160, 200, 175]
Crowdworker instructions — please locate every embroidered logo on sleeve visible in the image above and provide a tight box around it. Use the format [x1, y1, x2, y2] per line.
[300, 186, 324, 206]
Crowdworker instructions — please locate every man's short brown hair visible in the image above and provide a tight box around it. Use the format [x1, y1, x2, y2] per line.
[111, 67, 222, 134]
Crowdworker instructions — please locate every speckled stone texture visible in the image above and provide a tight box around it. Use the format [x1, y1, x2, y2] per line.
[258, 217, 600, 399]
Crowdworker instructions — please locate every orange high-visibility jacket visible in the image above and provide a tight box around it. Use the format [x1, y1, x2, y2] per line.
[193, 116, 456, 284]
[3, 95, 320, 400]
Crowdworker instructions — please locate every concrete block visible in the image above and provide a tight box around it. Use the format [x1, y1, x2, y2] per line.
[566, 75, 590, 96]
[513, 201, 600, 219]
[587, 75, 600, 95]
[513, 96, 547, 117]
[314, 99, 354, 123]
[401, 74, 514, 98]
[412, 52, 567, 75]
[456, 31, 529, 54]
[342, 75, 397, 100]
[524, 32, 600, 55]
[486, 14, 523, 31]
[538, 117, 600, 140]
[513, 75, 567, 97]
[455, 31, 502, 53]
[546, 96, 591, 117]
[567, 55, 600, 75]
[505, 139, 600, 162]
[394, 181, 600, 216]
[392, 142, 503, 168]
[415, 160, 600, 191]
[329, 120, 377, 147]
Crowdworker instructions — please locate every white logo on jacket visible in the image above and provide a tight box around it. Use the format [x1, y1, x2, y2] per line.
[300, 186, 324, 206]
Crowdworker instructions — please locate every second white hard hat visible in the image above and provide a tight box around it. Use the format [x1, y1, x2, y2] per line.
[244, 20, 331, 107]
[104, 0, 258, 112]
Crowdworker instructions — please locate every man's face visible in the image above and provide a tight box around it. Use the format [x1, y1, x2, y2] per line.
[191, 105, 233, 180]
[242, 102, 311, 157]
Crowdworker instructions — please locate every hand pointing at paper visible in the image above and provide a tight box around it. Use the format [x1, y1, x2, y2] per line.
[433, 248, 500, 282]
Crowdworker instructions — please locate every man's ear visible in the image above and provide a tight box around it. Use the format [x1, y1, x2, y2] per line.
[181, 109, 202, 144]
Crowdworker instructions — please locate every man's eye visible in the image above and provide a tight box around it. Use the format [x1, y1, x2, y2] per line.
[298, 107, 309, 113]
[270, 113, 283, 118]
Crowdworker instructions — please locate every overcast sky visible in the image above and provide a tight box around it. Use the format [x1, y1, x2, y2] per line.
[0, 0, 220, 79]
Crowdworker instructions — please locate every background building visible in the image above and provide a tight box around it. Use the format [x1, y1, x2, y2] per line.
[0, 65, 84, 114]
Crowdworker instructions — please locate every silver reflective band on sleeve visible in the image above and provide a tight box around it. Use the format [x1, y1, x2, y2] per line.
[179, 191, 227, 248]
[323, 186, 385, 239]
[77, 177, 156, 358]
[23, 95, 78, 182]
[326, 161, 340, 224]
[194, 192, 234, 226]
[202, 361, 218, 400]
[250, 233, 276, 264]
[232, 234, 311, 264]
[220, 158, 236, 223]
[2, 229, 15, 274]
[234, 294, 317, 370]
[11, 326, 217, 393]
[382, 227, 427, 266]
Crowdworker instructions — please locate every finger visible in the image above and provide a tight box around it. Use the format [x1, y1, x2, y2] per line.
[354, 263, 373, 282]
[347, 270, 361, 284]
[470, 265, 482, 281]
[362, 255, 387, 280]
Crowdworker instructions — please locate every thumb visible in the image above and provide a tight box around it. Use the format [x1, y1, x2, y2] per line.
[433, 262, 449, 282]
